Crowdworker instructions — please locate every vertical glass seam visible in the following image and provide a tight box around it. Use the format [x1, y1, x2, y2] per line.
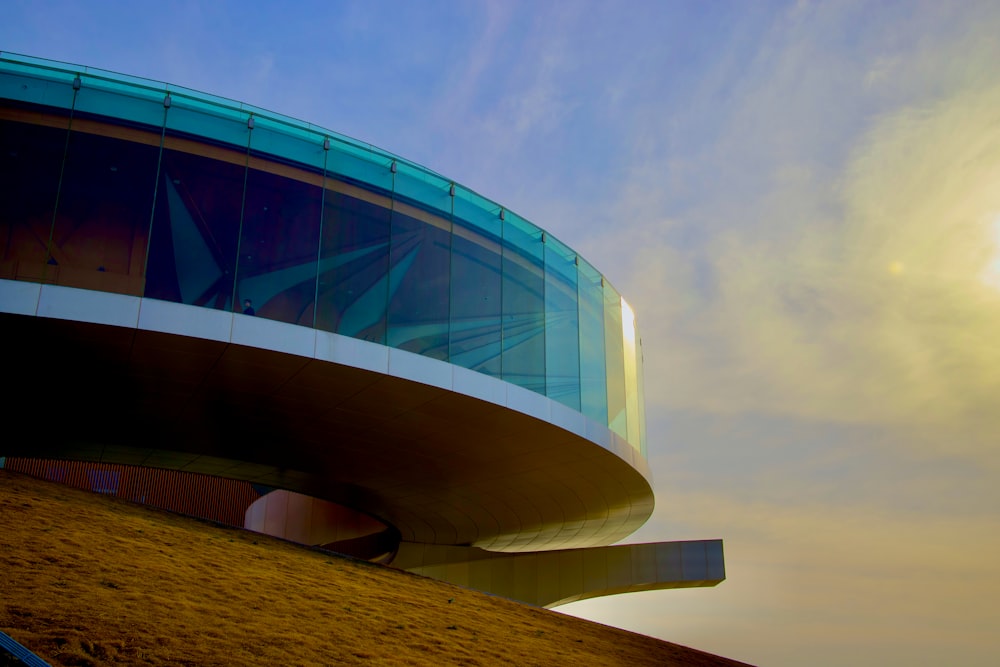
[229, 115, 254, 314]
[385, 161, 396, 338]
[447, 185, 455, 363]
[141, 94, 171, 296]
[499, 211, 505, 381]
[312, 138, 330, 329]
[43, 73, 81, 283]
[575, 254, 582, 414]
[541, 229, 547, 397]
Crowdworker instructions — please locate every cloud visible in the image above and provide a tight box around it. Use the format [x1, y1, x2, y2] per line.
[557, 11, 1000, 658]
[565, 488, 1000, 666]
[687, 82, 1000, 438]
[572, 2, 1000, 463]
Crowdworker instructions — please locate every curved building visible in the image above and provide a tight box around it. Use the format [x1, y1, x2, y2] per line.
[0, 53, 724, 607]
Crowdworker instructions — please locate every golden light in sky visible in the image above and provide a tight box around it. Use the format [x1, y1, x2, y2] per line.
[982, 216, 1000, 290]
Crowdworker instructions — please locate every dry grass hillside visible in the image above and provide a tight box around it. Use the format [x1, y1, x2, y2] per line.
[0, 470, 750, 666]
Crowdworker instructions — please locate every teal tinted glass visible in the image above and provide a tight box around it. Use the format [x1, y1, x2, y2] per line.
[501, 213, 545, 393]
[236, 164, 322, 325]
[604, 282, 627, 440]
[450, 211, 502, 377]
[316, 185, 391, 342]
[0, 65, 77, 110]
[75, 76, 167, 128]
[386, 206, 451, 359]
[145, 148, 245, 311]
[327, 137, 393, 195]
[157, 92, 250, 310]
[250, 115, 327, 171]
[543, 234, 580, 411]
[578, 258, 608, 426]
[393, 162, 452, 219]
[449, 189, 504, 376]
[166, 92, 252, 149]
[453, 188, 502, 236]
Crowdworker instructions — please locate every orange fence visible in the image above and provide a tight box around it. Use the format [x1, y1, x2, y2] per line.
[3, 458, 261, 528]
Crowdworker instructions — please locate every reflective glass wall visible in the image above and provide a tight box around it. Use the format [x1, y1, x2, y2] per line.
[0, 54, 646, 455]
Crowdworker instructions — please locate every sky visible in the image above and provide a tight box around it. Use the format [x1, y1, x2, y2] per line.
[4, 1, 1000, 664]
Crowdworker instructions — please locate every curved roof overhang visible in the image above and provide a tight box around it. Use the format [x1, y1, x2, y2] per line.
[1, 279, 653, 552]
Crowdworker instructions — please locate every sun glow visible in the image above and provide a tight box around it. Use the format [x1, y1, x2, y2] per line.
[982, 216, 1000, 290]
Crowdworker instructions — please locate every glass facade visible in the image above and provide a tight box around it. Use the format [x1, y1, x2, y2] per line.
[0, 53, 646, 455]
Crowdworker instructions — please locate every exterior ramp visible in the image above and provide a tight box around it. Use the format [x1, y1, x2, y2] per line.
[392, 540, 725, 608]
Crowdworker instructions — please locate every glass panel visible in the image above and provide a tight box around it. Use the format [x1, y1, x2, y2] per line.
[326, 137, 394, 196]
[622, 299, 641, 449]
[543, 234, 580, 411]
[453, 188, 502, 236]
[75, 77, 167, 129]
[636, 328, 648, 456]
[146, 100, 250, 308]
[249, 115, 327, 169]
[235, 167, 322, 325]
[0, 64, 78, 110]
[316, 185, 391, 342]
[604, 282, 627, 439]
[501, 212, 545, 393]
[49, 128, 160, 295]
[0, 117, 67, 283]
[386, 207, 451, 359]
[578, 258, 607, 426]
[449, 209, 502, 376]
[145, 147, 245, 310]
[393, 162, 452, 219]
[166, 93, 251, 149]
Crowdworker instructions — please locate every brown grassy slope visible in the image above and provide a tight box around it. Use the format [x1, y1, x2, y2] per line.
[0, 470, 751, 667]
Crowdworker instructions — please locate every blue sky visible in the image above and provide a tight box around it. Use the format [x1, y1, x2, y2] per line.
[5, 2, 1000, 664]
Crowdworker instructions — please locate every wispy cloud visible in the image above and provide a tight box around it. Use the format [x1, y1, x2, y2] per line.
[560, 8, 1000, 660]
[577, 2, 1000, 457]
